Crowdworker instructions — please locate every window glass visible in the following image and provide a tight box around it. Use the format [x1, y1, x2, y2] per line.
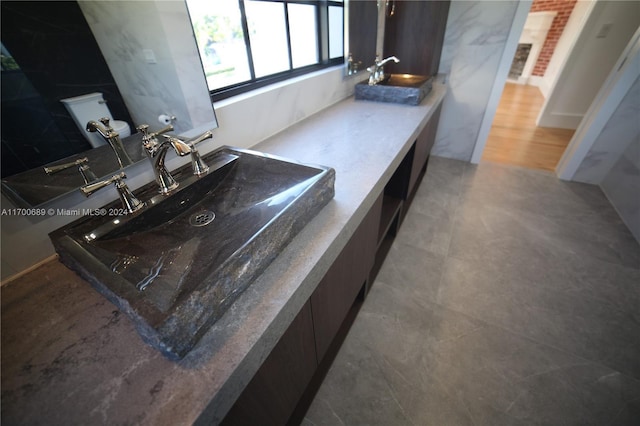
[288, 3, 318, 69]
[186, 0, 250, 91]
[186, 0, 345, 100]
[245, 1, 290, 78]
[328, 5, 344, 59]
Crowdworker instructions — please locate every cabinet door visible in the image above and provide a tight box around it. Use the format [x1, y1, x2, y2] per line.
[311, 196, 382, 361]
[222, 301, 317, 426]
[409, 103, 442, 195]
[383, 0, 451, 76]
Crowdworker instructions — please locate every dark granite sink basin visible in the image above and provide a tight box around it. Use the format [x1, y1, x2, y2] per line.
[50, 146, 335, 359]
[355, 74, 433, 106]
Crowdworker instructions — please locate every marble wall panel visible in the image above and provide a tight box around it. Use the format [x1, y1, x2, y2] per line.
[573, 75, 640, 184]
[601, 124, 640, 243]
[434, 0, 519, 161]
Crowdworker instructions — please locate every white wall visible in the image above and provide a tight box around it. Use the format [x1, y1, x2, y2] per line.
[537, 1, 640, 129]
[573, 75, 640, 184]
[432, 0, 520, 161]
[537, 0, 594, 98]
[601, 134, 640, 243]
[558, 29, 640, 243]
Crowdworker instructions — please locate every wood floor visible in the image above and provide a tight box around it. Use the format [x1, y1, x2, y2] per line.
[481, 83, 574, 172]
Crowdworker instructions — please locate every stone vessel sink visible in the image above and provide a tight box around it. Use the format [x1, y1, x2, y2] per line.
[355, 74, 433, 106]
[50, 147, 335, 359]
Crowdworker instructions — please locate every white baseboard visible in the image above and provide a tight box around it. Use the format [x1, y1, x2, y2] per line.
[507, 75, 529, 85]
[537, 112, 583, 129]
[527, 75, 544, 87]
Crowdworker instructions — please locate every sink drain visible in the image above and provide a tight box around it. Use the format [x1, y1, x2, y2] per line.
[189, 210, 216, 227]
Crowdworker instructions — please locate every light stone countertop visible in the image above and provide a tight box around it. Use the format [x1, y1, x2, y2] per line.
[1, 81, 446, 425]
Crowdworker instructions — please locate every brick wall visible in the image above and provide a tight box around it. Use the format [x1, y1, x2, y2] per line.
[530, 0, 578, 76]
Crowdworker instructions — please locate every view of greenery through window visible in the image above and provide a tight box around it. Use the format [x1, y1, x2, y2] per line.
[0, 43, 20, 71]
[187, 1, 250, 90]
[186, 0, 343, 100]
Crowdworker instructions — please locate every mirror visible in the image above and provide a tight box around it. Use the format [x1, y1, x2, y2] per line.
[0, 0, 218, 207]
[345, 0, 379, 75]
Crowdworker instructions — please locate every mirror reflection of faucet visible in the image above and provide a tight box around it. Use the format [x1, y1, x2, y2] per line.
[86, 118, 134, 169]
[60, 92, 131, 147]
[44, 157, 98, 185]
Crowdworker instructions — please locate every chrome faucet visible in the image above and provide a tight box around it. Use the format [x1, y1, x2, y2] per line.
[80, 171, 144, 214]
[163, 130, 214, 177]
[44, 157, 98, 184]
[138, 124, 191, 194]
[367, 55, 400, 85]
[86, 117, 134, 168]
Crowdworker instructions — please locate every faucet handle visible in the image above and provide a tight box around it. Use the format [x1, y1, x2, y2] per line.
[45, 157, 97, 184]
[164, 132, 212, 177]
[44, 157, 89, 174]
[138, 124, 172, 152]
[187, 132, 213, 177]
[150, 124, 174, 139]
[188, 130, 213, 146]
[80, 172, 144, 214]
[137, 124, 153, 147]
[137, 124, 150, 136]
[136, 123, 174, 137]
[80, 171, 127, 196]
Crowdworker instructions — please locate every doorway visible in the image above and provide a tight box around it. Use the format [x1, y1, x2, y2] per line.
[480, 0, 578, 172]
[472, 0, 639, 175]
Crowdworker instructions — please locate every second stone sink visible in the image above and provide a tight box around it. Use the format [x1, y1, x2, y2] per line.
[50, 146, 335, 359]
[355, 74, 433, 106]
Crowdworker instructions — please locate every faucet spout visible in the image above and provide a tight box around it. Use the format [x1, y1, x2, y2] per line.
[139, 124, 191, 194]
[164, 131, 214, 177]
[86, 120, 110, 138]
[86, 118, 133, 168]
[144, 137, 191, 162]
[164, 138, 192, 157]
[367, 55, 400, 85]
[378, 56, 400, 67]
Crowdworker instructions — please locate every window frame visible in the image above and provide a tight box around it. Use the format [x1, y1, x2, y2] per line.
[188, 0, 345, 102]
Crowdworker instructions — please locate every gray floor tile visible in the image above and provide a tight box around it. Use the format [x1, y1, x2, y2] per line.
[305, 157, 640, 425]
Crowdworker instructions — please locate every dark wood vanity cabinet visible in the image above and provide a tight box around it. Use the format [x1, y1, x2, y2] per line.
[223, 200, 382, 426]
[311, 194, 382, 360]
[221, 301, 317, 426]
[383, 0, 451, 77]
[223, 103, 443, 425]
[408, 103, 443, 198]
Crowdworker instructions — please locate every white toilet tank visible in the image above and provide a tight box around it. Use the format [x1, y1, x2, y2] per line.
[61, 92, 131, 149]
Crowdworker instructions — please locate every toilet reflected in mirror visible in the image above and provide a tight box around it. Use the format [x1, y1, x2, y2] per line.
[61, 93, 132, 149]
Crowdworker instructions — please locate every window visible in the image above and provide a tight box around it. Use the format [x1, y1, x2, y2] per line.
[186, 0, 344, 101]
